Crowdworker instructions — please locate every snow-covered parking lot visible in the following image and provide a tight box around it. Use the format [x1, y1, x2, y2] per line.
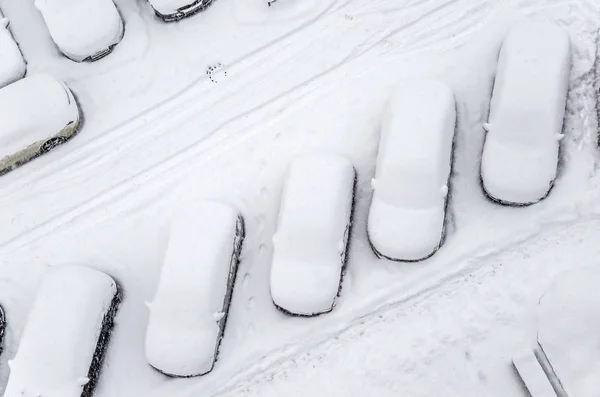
[0, 0, 599, 396]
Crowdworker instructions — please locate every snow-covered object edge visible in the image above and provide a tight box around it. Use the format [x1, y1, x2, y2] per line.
[145, 200, 245, 377]
[367, 78, 456, 262]
[34, 0, 125, 62]
[480, 21, 571, 205]
[270, 152, 356, 316]
[4, 265, 121, 397]
[148, 0, 214, 22]
[0, 73, 81, 176]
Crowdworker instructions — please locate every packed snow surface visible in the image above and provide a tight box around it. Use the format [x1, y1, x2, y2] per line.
[537, 265, 600, 397]
[0, 12, 25, 89]
[4, 265, 117, 397]
[481, 21, 571, 205]
[270, 153, 355, 315]
[145, 200, 241, 377]
[0, 73, 78, 160]
[34, 0, 124, 61]
[368, 79, 456, 261]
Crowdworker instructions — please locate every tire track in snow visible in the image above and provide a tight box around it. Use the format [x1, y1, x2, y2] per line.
[0, 0, 491, 253]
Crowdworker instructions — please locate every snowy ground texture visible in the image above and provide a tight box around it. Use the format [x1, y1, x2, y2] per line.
[0, 0, 599, 396]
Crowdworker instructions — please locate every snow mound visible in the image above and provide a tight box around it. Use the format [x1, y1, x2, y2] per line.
[481, 21, 571, 205]
[368, 79, 456, 261]
[34, 0, 124, 62]
[0, 73, 79, 161]
[145, 200, 244, 377]
[270, 152, 355, 316]
[0, 11, 26, 89]
[537, 265, 600, 397]
[4, 265, 119, 397]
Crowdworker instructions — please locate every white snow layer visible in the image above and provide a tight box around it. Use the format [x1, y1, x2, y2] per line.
[270, 153, 355, 315]
[537, 265, 600, 397]
[480, 21, 571, 205]
[0, 73, 79, 160]
[0, 1, 598, 397]
[512, 350, 558, 397]
[4, 265, 117, 397]
[0, 11, 25, 89]
[145, 200, 241, 377]
[368, 79, 456, 261]
[34, 0, 123, 61]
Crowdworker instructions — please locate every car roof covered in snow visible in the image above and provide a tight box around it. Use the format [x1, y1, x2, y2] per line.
[0, 73, 78, 160]
[374, 79, 456, 208]
[487, 22, 571, 145]
[145, 199, 240, 376]
[4, 265, 117, 397]
[274, 153, 355, 263]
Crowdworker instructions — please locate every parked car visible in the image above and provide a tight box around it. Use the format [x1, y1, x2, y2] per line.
[367, 79, 456, 262]
[480, 22, 571, 205]
[270, 153, 356, 316]
[4, 265, 121, 397]
[0, 74, 80, 176]
[147, 0, 213, 22]
[145, 200, 245, 377]
[0, 10, 26, 88]
[34, 0, 124, 62]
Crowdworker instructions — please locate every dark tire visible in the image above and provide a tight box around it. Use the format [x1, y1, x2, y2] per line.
[40, 137, 67, 154]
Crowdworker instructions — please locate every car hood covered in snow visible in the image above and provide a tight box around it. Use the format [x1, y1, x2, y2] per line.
[368, 197, 445, 261]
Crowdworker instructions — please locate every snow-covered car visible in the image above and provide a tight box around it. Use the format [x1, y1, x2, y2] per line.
[145, 200, 245, 377]
[34, 0, 124, 62]
[4, 265, 121, 397]
[147, 0, 213, 22]
[0, 74, 80, 176]
[480, 22, 571, 206]
[270, 153, 356, 316]
[367, 79, 456, 262]
[0, 11, 26, 89]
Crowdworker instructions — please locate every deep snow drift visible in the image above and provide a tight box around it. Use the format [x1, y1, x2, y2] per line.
[0, 0, 598, 396]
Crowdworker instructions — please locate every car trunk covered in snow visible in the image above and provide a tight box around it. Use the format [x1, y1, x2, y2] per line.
[4, 265, 120, 397]
[368, 79, 456, 262]
[270, 153, 356, 316]
[481, 22, 571, 205]
[145, 200, 244, 377]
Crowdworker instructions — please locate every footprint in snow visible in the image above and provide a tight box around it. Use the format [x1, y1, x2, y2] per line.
[206, 63, 227, 83]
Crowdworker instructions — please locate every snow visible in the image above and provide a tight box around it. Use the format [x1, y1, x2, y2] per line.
[0, 0, 598, 396]
[34, 0, 124, 62]
[512, 350, 558, 397]
[4, 265, 118, 397]
[0, 11, 25, 89]
[536, 265, 600, 397]
[480, 21, 572, 205]
[145, 200, 243, 377]
[0, 73, 79, 161]
[368, 79, 456, 261]
[270, 153, 355, 316]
